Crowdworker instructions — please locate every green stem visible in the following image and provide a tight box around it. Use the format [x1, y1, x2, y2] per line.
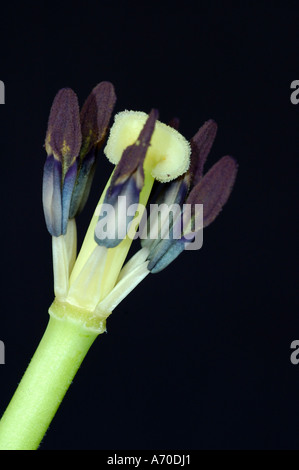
[0, 314, 98, 450]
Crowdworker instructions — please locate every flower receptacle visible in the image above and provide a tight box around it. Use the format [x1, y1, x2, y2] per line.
[48, 297, 108, 334]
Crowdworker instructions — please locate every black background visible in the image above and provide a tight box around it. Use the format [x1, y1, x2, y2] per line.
[0, 0, 298, 450]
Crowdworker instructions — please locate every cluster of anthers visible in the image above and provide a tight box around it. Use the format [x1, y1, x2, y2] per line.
[43, 81, 238, 333]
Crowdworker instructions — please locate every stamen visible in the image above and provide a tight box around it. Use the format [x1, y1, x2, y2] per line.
[117, 247, 150, 282]
[67, 245, 108, 311]
[52, 235, 69, 300]
[95, 261, 150, 319]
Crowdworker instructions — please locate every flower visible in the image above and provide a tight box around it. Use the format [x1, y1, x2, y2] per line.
[0, 85, 238, 451]
[43, 87, 237, 333]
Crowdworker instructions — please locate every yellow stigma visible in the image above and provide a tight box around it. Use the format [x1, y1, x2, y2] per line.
[104, 110, 191, 182]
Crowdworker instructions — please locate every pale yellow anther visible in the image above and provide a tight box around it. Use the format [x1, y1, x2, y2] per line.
[104, 110, 191, 182]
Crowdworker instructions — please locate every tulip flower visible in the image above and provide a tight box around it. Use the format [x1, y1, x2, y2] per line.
[0, 84, 237, 450]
